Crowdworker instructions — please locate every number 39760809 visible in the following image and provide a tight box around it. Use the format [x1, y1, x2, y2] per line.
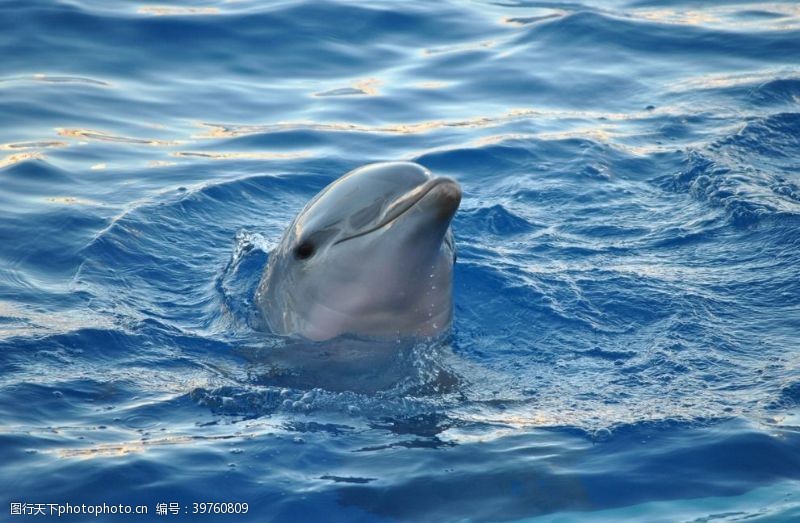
[191, 502, 249, 514]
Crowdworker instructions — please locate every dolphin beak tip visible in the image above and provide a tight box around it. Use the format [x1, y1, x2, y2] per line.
[431, 177, 462, 218]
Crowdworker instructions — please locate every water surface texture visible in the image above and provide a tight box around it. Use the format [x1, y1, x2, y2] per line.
[2, 0, 800, 521]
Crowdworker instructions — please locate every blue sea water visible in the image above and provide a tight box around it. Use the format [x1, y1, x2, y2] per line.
[2, 0, 800, 521]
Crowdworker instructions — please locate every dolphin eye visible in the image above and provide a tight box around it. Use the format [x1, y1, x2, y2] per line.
[294, 241, 315, 260]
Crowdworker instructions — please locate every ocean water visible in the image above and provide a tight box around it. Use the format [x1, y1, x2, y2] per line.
[2, 0, 800, 521]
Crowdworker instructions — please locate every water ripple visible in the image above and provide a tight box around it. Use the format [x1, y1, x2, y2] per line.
[2, 0, 800, 520]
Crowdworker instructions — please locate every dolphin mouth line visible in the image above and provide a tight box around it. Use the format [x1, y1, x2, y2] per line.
[333, 177, 458, 246]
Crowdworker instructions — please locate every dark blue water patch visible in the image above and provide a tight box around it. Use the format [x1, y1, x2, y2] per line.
[417, 136, 657, 189]
[746, 78, 800, 107]
[459, 204, 543, 236]
[661, 127, 800, 227]
[190, 386, 288, 417]
[329, 422, 800, 522]
[16, 415, 796, 523]
[771, 382, 800, 411]
[0, 156, 74, 186]
[320, 475, 377, 484]
[0, 1, 498, 81]
[735, 9, 795, 20]
[205, 129, 336, 151]
[589, 422, 800, 494]
[628, 0, 796, 8]
[715, 112, 800, 161]
[0, 87, 162, 140]
[408, 48, 649, 109]
[0, 327, 133, 361]
[416, 141, 547, 175]
[577, 346, 637, 361]
[515, 11, 800, 65]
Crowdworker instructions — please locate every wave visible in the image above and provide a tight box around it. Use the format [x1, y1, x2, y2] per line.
[664, 113, 800, 225]
[516, 10, 800, 62]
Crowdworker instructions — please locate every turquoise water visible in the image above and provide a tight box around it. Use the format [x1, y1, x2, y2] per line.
[2, 0, 800, 521]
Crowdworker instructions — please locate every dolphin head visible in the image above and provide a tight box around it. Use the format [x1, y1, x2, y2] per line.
[255, 162, 461, 341]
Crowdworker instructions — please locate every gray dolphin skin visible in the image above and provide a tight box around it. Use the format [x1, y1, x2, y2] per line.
[255, 162, 461, 342]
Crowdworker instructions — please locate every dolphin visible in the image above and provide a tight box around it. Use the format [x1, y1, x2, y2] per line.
[255, 161, 461, 342]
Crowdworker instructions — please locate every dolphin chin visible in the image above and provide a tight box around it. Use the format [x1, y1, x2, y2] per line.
[255, 162, 461, 342]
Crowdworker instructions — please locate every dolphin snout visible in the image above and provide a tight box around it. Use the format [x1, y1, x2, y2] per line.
[425, 177, 462, 219]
